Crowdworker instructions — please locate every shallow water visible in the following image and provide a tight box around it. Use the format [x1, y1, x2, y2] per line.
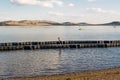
[0, 26, 120, 79]
[0, 48, 120, 79]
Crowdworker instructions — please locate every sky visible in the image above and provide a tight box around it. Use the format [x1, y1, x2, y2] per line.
[0, 0, 120, 23]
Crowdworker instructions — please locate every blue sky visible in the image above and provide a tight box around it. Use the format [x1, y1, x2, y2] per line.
[0, 0, 120, 23]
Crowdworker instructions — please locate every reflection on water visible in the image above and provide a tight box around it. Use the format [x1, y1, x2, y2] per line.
[0, 48, 120, 79]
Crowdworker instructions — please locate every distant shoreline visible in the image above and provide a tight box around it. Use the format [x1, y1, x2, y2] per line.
[6, 67, 120, 80]
[0, 20, 120, 26]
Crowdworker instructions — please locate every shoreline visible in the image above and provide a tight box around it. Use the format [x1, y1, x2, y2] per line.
[6, 67, 120, 80]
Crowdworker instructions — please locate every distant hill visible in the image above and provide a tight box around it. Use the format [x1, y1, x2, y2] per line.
[0, 20, 120, 26]
[101, 21, 120, 26]
[78, 21, 120, 26]
[62, 22, 77, 26]
[0, 20, 61, 26]
[78, 22, 92, 26]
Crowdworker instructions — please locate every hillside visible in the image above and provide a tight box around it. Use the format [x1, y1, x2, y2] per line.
[0, 20, 120, 26]
[101, 21, 120, 26]
[0, 20, 61, 26]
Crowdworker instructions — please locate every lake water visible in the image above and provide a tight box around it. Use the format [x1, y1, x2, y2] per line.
[0, 26, 120, 42]
[0, 26, 120, 79]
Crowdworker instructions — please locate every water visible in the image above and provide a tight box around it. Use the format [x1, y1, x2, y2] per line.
[0, 26, 120, 79]
[0, 48, 120, 79]
[0, 26, 120, 42]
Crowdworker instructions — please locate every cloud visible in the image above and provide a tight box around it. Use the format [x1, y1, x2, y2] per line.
[48, 11, 85, 18]
[0, 13, 12, 21]
[48, 11, 85, 22]
[86, 7, 120, 15]
[68, 3, 75, 7]
[48, 11, 64, 16]
[88, 0, 97, 2]
[86, 8, 106, 13]
[10, 0, 64, 8]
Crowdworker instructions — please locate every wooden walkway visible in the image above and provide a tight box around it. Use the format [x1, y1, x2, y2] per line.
[0, 40, 120, 51]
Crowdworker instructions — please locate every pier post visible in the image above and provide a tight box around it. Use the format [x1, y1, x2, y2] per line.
[0, 40, 120, 51]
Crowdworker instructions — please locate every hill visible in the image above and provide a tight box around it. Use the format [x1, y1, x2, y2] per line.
[101, 21, 120, 26]
[0, 20, 120, 26]
[0, 20, 61, 26]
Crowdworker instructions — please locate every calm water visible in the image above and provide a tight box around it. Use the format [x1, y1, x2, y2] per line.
[0, 26, 120, 42]
[0, 48, 120, 79]
[0, 26, 120, 79]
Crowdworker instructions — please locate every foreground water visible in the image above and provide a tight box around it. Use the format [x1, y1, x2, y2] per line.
[0, 48, 120, 79]
[0, 26, 120, 79]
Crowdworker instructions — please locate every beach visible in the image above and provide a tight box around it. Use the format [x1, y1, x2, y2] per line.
[6, 67, 120, 80]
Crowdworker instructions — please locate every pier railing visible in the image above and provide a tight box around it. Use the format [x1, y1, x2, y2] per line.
[0, 40, 120, 51]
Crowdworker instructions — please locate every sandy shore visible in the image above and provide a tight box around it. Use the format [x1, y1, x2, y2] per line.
[5, 68, 120, 80]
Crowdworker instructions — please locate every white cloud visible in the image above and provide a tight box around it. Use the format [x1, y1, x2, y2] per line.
[48, 11, 85, 22]
[48, 11, 64, 16]
[86, 7, 120, 15]
[0, 13, 12, 21]
[68, 14, 85, 17]
[10, 0, 64, 8]
[86, 8, 106, 13]
[88, 0, 97, 2]
[48, 11, 85, 17]
[68, 3, 75, 7]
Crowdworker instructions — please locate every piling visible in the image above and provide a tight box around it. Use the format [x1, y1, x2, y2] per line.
[0, 40, 120, 51]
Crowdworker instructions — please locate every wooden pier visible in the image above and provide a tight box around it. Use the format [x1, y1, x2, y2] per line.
[0, 40, 120, 51]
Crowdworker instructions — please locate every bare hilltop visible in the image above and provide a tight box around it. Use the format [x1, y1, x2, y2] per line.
[0, 20, 120, 26]
[0, 20, 61, 26]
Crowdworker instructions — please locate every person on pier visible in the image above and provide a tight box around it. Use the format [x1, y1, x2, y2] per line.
[58, 37, 62, 44]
